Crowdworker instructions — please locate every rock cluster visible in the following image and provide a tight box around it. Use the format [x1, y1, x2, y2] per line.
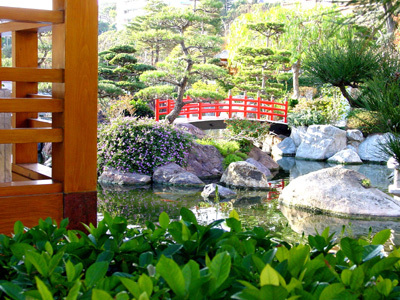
[269, 125, 390, 164]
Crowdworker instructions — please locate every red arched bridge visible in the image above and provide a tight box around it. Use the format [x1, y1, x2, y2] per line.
[155, 95, 288, 129]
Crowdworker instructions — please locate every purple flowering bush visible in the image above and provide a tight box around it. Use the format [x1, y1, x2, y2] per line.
[98, 117, 192, 175]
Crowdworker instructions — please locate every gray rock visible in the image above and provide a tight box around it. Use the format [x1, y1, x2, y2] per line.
[261, 134, 285, 154]
[201, 183, 237, 200]
[358, 133, 391, 162]
[388, 157, 400, 169]
[276, 156, 296, 171]
[184, 142, 223, 178]
[248, 146, 279, 171]
[280, 167, 400, 217]
[346, 129, 364, 142]
[290, 126, 308, 147]
[327, 149, 362, 164]
[153, 162, 204, 186]
[272, 137, 296, 157]
[246, 158, 272, 178]
[346, 142, 360, 152]
[175, 123, 206, 139]
[99, 167, 151, 185]
[220, 161, 269, 189]
[296, 125, 347, 160]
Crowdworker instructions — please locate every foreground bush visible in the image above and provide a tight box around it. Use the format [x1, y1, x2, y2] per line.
[0, 210, 400, 299]
[98, 117, 191, 175]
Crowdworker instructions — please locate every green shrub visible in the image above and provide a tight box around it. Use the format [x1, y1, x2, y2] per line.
[225, 118, 270, 142]
[379, 133, 400, 165]
[0, 212, 399, 300]
[223, 153, 244, 168]
[98, 117, 191, 175]
[130, 99, 154, 118]
[346, 108, 381, 134]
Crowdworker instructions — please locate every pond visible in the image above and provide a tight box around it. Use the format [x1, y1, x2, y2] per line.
[97, 158, 400, 245]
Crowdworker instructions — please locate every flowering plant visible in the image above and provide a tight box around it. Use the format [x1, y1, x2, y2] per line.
[98, 117, 192, 175]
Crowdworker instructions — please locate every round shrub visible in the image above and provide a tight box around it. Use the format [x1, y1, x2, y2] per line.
[223, 153, 243, 169]
[98, 117, 192, 175]
[346, 108, 381, 134]
[130, 99, 154, 118]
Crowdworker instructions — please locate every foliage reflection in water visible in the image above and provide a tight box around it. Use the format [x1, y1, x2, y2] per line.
[97, 178, 303, 244]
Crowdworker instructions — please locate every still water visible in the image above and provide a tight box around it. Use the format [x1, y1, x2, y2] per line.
[98, 158, 400, 244]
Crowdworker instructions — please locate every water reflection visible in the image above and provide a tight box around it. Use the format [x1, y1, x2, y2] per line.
[98, 159, 397, 244]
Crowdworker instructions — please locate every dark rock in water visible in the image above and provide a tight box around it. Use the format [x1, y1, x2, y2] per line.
[269, 123, 291, 136]
[248, 146, 279, 171]
[221, 161, 269, 189]
[201, 183, 236, 200]
[185, 142, 224, 179]
[280, 166, 400, 217]
[99, 167, 151, 185]
[153, 162, 205, 187]
[246, 158, 272, 178]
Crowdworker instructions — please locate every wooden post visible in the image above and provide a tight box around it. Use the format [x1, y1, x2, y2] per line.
[155, 99, 159, 121]
[12, 30, 39, 164]
[284, 97, 288, 123]
[52, 0, 98, 230]
[257, 92, 261, 120]
[228, 90, 232, 118]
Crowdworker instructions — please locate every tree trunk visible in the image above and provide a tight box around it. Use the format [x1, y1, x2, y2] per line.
[383, 1, 396, 36]
[291, 59, 301, 99]
[338, 85, 360, 108]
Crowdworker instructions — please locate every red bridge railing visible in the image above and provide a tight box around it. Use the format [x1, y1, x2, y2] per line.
[155, 94, 288, 123]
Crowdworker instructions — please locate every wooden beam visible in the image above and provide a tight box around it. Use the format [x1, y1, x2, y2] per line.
[28, 118, 52, 128]
[12, 163, 52, 180]
[0, 6, 64, 24]
[0, 180, 62, 196]
[0, 22, 49, 33]
[27, 94, 53, 99]
[0, 128, 62, 143]
[0, 193, 63, 235]
[0, 67, 64, 83]
[0, 98, 63, 112]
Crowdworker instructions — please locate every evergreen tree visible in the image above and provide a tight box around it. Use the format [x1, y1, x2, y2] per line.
[134, 0, 229, 123]
[98, 45, 155, 99]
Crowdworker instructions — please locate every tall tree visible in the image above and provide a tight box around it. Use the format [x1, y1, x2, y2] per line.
[227, 4, 343, 99]
[134, 0, 228, 123]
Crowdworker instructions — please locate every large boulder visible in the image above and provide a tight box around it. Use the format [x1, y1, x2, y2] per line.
[296, 125, 347, 160]
[174, 123, 206, 139]
[327, 149, 362, 165]
[201, 183, 237, 200]
[280, 167, 400, 217]
[248, 146, 279, 170]
[358, 133, 391, 162]
[346, 129, 364, 143]
[220, 161, 269, 189]
[246, 158, 272, 178]
[290, 126, 308, 148]
[153, 162, 204, 187]
[184, 142, 223, 178]
[99, 167, 151, 185]
[271, 137, 296, 157]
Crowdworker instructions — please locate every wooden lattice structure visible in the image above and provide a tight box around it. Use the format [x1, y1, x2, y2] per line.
[0, 0, 98, 233]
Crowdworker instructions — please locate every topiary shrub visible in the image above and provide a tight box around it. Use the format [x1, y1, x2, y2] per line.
[346, 108, 381, 135]
[130, 99, 154, 118]
[98, 117, 192, 175]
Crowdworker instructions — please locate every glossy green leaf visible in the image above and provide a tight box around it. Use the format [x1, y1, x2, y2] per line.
[13, 221, 24, 236]
[0, 282, 25, 300]
[119, 277, 141, 299]
[115, 292, 130, 300]
[362, 245, 383, 262]
[318, 283, 345, 300]
[156, 255, 186, 298]
[209, 252, 231, 291]
[350, 267, 364, 291]
[10, 243, 36, 260]
[340, 237, 363, 265]
[138, 274, 153, 297]
[26, 251, 49, 277]
[288, 245, 310, 277]
[260, 264, 280, 287]
[159, 212, 170, 229]
[66, 280, 81, 300]
[226, 218, 242, 233]
[229, 209, 240, 221]
[260, 285, 289, 300]
[139, 252, 154, 267]
[96, 250, 114, 263]
[35, 277, 54, 300]
[92, 289, 114, 300]
[372, 229, 392, 245]
[66, 261, 76, 282]
[85, 261, 109, 288]
[180, 207, 197, 224]
[370, 257, 400, 276]
[138, 291, 150, 300]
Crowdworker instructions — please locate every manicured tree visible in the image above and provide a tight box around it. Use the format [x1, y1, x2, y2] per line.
[98, 45, 155, 99]
[303, 34, 380, 107]
[134, 0, 229, 124]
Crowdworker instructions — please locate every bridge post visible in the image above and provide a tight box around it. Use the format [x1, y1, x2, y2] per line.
[214, 100, 219, 117]
[155, 99, 159, 121]
[257, 95, 261, 119]
[228, 92, 232, 118]
[271, 96, 275, 121]
[284, 98, 288, 123]
[198, 102, 202, 120]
